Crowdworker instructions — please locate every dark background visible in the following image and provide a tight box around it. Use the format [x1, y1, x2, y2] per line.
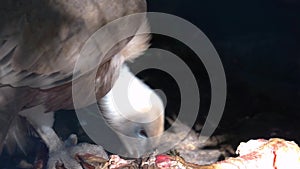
[144, 0, 300, 145]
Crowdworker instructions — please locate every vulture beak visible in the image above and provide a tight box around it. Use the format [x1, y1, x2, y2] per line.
[99, 65, 164, 157]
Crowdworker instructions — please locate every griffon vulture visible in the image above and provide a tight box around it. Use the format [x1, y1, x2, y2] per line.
[0, 0, 164, 168]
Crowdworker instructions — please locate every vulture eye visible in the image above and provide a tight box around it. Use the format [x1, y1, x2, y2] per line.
[137, 129, 148, 138]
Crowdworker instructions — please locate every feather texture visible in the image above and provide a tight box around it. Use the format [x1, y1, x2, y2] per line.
[0, 0, 147, 89]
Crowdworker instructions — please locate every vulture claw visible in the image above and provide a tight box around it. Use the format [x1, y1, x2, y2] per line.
[46, 135, 108, 169]
[75, 153, 108, 169]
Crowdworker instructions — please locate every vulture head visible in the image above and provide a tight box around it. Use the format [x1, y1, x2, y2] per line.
[99, 65, 165, 157]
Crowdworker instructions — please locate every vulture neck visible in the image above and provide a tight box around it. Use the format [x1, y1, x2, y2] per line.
[98, 65, 164, 130]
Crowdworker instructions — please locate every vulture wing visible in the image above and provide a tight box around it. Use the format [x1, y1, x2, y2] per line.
[0, 0, 147, 89]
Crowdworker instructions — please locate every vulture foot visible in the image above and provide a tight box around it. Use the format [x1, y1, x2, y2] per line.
[47, 134, 108, 169]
